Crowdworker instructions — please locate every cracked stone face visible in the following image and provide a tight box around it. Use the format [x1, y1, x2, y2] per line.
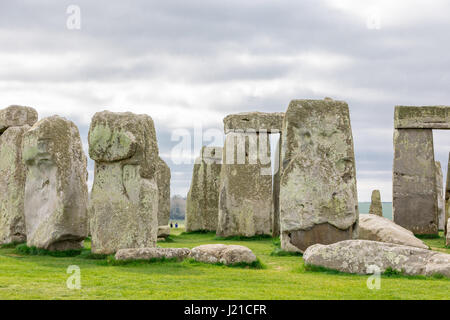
[22, 116, 88, 250]
[393, 128, 438, 235]
[88, 111, 159, 254]
[280, 99, 358, 252]
[186, 146, 222, 232]
[156, 157, 171, 227]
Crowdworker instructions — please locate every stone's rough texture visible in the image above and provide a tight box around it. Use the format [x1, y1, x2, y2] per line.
[22, 116, 88, 250]
[436, 161, 445, 230]
[394, 105, 450, 129]
[156, 157, 171, 227]
[447, 219, 450, 246]
[186, 147, 222, 232]
[272, 137, 281, 237]
[359, 214, 429, 249]
[280, 99, 358, 252]
[157, 225, 171, 238]
[445, 153, 450, 236]
[217, 133, 272, 237]
[0, 126, 30, 244]
[303, 240, 450, 277]
[190, 244, 257, 265]
[369, 190, 383, 216]
[393, 129, 438, 235]
[115, 247, 191, 261]
[0, 105, 38, 133]
[223, 112, 284, 133]
[89, 111, 159, 254]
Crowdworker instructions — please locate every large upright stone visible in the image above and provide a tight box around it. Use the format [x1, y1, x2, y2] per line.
[369, 190, 383, 216]
[223, 112, 284, 134]
[89, 111, 159, 254]
[272, 137, 281, 237]
[186, 146, 222, 232]
[436, 161, 445, 230]
[0, 125, 32, 244]
[393, 129, 438, 235]
[22, 116, 88, 250]
[156, 157, 171, 227]
[280, 98, 358, 253]
[445, 153, 450, 236]
[217, 132, 272, 237]
[0, 105, 38, 133]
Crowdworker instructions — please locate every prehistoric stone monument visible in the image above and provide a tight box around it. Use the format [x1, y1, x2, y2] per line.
[392, 106, 450, 235]
[0, 105, 38, 244]
[186, 146, 222, 232]
[280, 98, 359, 252]
[369, 190, 383, 216]
[445, 153, 450, 236]
[156, 157, 171, 237]
[217, 112, 283, 237]
[89, 111, 159, 254]
[22, 115, 88, 250]
[436, 161, 445, 230]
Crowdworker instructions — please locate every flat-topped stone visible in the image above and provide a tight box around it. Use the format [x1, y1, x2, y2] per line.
[115, 247, 191, 261]
[395, 105, 450, 129]
[190, 244, 257, 265]
[369, 190, 383, 216]
[0, 105, 38, 133]
[223, 112, 284, 133]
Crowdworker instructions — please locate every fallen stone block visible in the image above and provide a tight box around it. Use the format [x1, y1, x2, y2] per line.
[190, 244, 257, 265]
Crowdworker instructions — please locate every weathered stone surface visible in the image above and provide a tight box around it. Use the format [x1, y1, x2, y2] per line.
[359, 214, 429, 249]
[190, 244, 257, 265]
[394, 105, 450, 129]
[223, 112, 284, 134]
[272, 137, 281, 237]
[0, 126, 30, 244]
[0, 105, 38, 133]
[445, 153, 450, 236]
[89, 111, 159, 254]
[369, 190, 383, 216]
[156, 157, 171, 227]
[436, 161, 445, 230]
[22, 116, 88, 250]
[217, 132, 272, 237]
[280, 98, 358, 252]
[186, 146, 222, 232]
[304, 240, 450, 277]
[393, 129, 438, 235]
[157, 225, 171, 238]
[115, 247, 190, 261]
[447, 219, 450, 246]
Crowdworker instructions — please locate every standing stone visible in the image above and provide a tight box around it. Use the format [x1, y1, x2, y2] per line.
[156, 157, 171, 227]
[0, 105, 38, 133]
[280, 98, 358, 253]
[393, 129, 438, 235]
[22, 116, 88, 250]
[369, 190, 383, 216]
[89, 111, 159, 254]
[217, 131, 272, 237]
[445, 153, 450, 236]
[272, 137, 281, 237]
[436, 161, 445, 230]
[186, 146, 222, 232]
[447, 218, 450, 246]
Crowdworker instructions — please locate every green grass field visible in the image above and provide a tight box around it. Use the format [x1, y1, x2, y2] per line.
[0, 228, 448, 300]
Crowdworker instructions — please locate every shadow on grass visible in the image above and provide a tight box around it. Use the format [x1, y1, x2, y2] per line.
[214, 234, 272, 241]
[15, 244, 82, 257]
[270, 237, 302, 257]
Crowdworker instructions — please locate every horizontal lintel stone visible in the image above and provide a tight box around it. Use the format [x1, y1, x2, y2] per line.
[223, 112, 284, 133]
[395, 106, 450, 129]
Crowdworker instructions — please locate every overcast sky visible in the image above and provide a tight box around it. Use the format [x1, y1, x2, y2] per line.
[1, 0, 450, 201]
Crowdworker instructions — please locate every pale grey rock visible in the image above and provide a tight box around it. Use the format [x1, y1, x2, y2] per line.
[394, 105, 450, 129]
[22, 116, 88, 250]
[303, 240, 450, 277]
[280, 98, 358, 252]
[186, 146, 222, 232]
[0, 105, 38, 133]
[223, 112, 284, 134]
[445, 153, 450, 236]
[272, 137, 281, 237]
[89, 111, 159, 254]
[369, 190, 383, 216]
[359, 214, 429, 249]
[115, 247, 191, 261]
[190, 244, 257, 265]
[436, 161, 445, 230]
[393, 129, 438, 235]
[157, 157, 171, 227]
[447, 219, 450, 246]
[0, 126, 30, 244]
[217, 132, 272, 237]
[157, 225, 171, 238]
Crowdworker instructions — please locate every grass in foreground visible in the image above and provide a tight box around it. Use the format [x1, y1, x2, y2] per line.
[0, 228, 448, 300]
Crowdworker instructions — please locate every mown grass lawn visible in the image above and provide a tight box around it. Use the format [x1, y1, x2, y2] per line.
[0, 228, 448, 300]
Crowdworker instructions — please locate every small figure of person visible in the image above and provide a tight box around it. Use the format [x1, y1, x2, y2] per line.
[175, 222, 178, 228]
